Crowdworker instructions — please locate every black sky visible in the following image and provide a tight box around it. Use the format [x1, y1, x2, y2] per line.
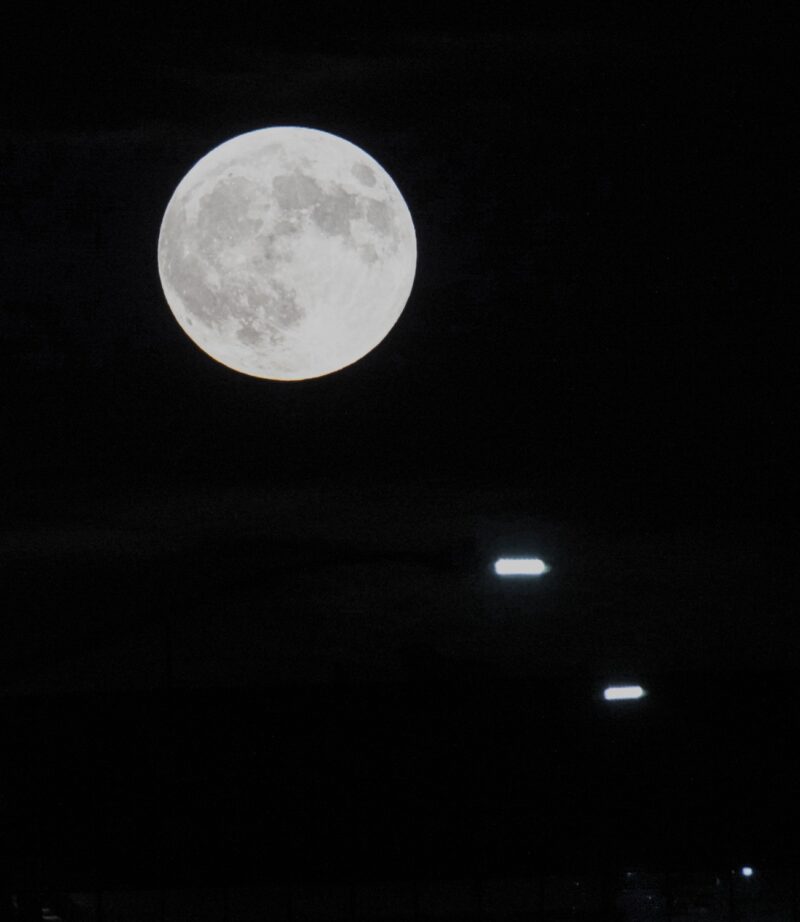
[2, 9, 792, 693]
[1, 3, 797, 887]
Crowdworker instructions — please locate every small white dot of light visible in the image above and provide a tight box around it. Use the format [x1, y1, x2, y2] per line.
[493, 557, 549, 576]
[603, 685, 646, 701]
[741, 867, 754, 878]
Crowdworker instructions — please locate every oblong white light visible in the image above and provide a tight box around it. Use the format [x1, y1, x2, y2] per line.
[494, 557, 549, 576]
[603, 685, 646, 701]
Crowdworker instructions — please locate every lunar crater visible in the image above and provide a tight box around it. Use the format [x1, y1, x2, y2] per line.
[311, 185, 362, 238]
[352, 162, 377, 186]
[272, 172, 323, 211]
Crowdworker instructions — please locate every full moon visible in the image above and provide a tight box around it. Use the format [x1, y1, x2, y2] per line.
[157, 127, 416, 380]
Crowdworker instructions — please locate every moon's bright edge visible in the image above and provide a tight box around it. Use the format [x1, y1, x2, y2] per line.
[158, 127, 417, 380]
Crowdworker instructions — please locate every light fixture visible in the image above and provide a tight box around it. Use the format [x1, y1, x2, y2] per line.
[603, 685, 646, 701]
[493, 557, 549, 576]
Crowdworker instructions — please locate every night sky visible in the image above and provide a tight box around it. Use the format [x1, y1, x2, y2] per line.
[2, 6, 795, 885]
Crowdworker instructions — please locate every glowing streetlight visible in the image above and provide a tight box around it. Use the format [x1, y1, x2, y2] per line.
[493, 557, 549, 577]
[603, 685, 646, 701]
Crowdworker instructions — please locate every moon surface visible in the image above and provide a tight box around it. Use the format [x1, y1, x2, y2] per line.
[158, 126, 416, 380]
